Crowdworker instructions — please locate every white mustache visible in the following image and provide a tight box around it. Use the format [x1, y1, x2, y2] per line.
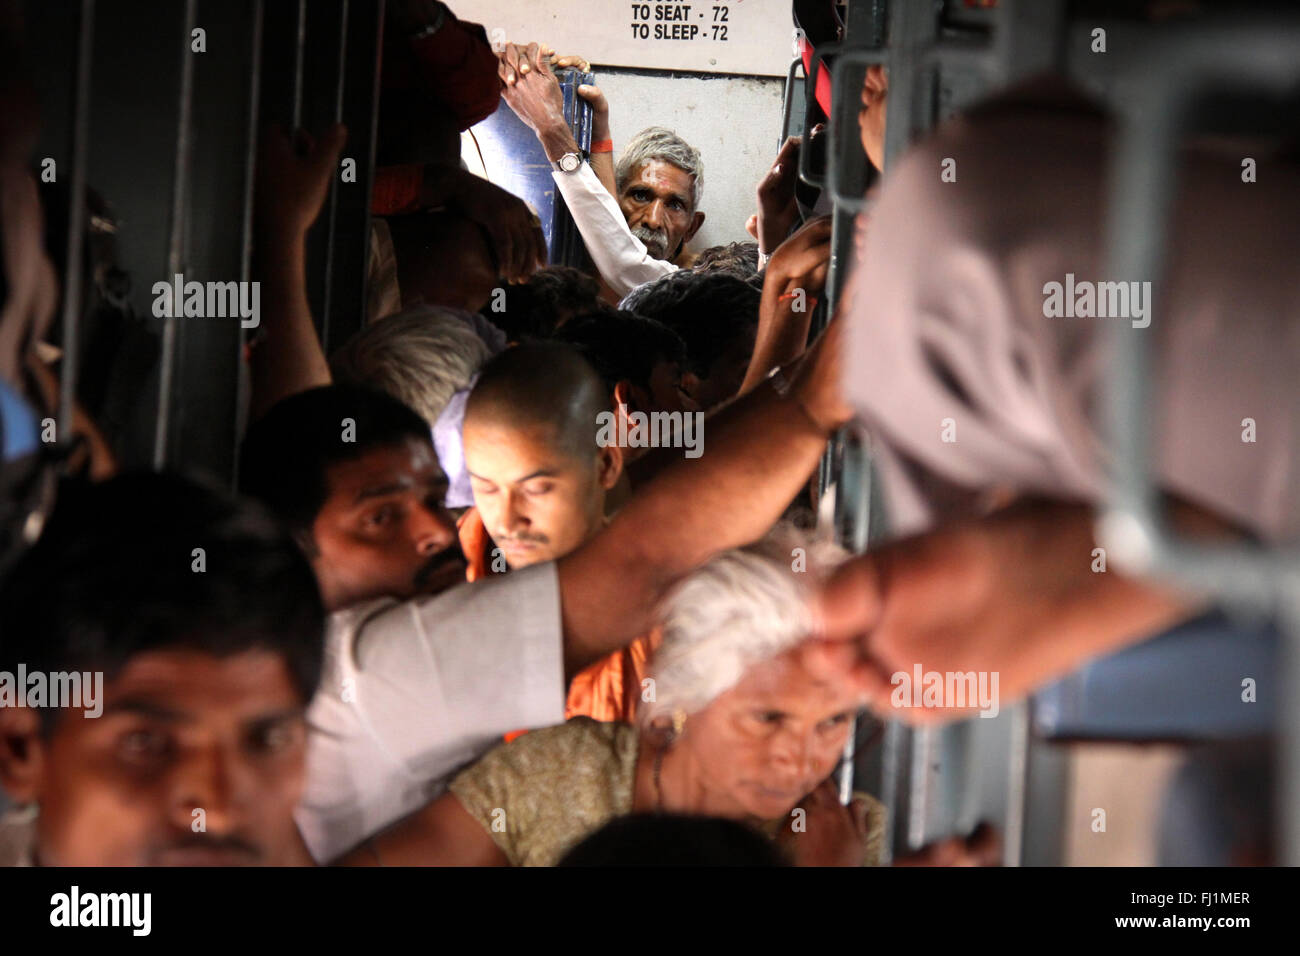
[633, 226, 669, 255]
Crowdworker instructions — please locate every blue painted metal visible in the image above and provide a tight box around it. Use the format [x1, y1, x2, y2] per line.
[1034, 611, 1279, 741]
[469, 69, 594, 266]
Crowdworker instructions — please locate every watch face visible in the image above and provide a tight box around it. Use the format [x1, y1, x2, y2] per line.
[560, 153, 581, 172]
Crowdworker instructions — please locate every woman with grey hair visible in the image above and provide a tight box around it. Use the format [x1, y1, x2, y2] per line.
[338, 530, 885, 866]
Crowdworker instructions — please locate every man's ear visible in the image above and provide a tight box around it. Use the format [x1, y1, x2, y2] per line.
[865, 64, 888, 99]
[615, 380, 656, 420]
[680, 370, 702, 406]
[0, 707, 46, 805]
[596, 440, 624, 491]
[612, 381, 636, 416]
[685, 210, 706, 245]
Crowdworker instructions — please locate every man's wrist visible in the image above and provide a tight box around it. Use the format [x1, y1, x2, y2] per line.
[539, 123, 580, 163]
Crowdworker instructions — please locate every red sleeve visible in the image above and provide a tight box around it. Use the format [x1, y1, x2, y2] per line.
[371, 163, 424, 215]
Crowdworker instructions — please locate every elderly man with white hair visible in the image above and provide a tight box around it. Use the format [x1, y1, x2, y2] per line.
[333, 529, 885, 867]
[497, 42, 705, 297]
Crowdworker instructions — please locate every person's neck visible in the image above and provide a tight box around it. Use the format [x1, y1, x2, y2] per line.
[633, 736, 755, 824]
[605, 472, 632, 515]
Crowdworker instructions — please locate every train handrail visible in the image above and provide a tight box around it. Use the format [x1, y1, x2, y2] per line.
[1097, 16, 1300, 863]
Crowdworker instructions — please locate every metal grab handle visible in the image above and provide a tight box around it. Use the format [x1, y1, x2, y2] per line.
[826, 48, 887, 213]
[779, 56, 805, 150]
[797, 42, 839, 189]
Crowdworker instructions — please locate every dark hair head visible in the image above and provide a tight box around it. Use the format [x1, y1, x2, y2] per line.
[0, 472, 325, 731]
[524, 267, 603, 328]
[557, 814, 791, 867]
[619, 271, 760, 380]
[239, 384, 433, 538]
[479, 266, 603, 340]
[549, 307, 687, 396]
[692, 241, 760, 282]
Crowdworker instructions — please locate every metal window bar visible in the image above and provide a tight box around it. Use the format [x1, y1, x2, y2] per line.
[57, 0, 95, 444]
[779, 56, 806, 150]
[291, 0, 307, 130]
[232, 0, 266, 489]
[318, 0, 349, 349]
[823, 0, 1077, 866]
[1097, 16, 1300, 864]
[153, 0, 199, 470]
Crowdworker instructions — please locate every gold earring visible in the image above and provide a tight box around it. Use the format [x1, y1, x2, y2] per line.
[671, 709, 687, 738]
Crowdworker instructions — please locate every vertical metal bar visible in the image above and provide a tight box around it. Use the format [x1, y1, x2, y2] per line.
[1003, 702, 1029, 866]
[57, 0, 96, 441]
[153, 0, 199, 469]
[231, 0, 265, 488]
[779, 57, 803, 149]
[240, 0, 266, 293]
[826, 0, 884, 824]
[908, 724, 934, 850]
[319, 0, 349, 349]
[881, 0, 915, 173]
[1283, 585, 1300, 865]
[1095, 21, 1300, 863]
[878, 720, 903, 864]
[291, 0, 307, 130]
[354, 1, 386, 342]
[333, 0, 349, 120]
[838, 724, 856, 805]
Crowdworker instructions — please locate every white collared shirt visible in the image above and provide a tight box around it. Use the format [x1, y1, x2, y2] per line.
[295, 561, 566, 863]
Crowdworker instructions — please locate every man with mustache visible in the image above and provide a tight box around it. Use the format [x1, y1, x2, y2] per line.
[0, 473, 324, 866]
[240, 384, 467, 612]
[498, 43, 704, 297]
[459, 342, 669, 724]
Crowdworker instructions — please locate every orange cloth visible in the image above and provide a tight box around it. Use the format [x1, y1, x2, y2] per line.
[457, 507, 495, 582]
[459, 508, 660, 725]
[565, 630, 661, 724]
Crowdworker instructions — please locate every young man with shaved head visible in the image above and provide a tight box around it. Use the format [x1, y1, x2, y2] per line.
[461, 342, 620, 573]
[459, 342, 659, 723]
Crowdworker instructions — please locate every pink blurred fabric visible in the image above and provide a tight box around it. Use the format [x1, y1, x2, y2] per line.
[843, 81, 1300, 544]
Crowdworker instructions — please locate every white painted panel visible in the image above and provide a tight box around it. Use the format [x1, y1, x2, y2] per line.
[454, 0, 797, 77]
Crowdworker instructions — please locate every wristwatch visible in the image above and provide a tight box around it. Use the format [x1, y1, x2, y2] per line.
[553, 152, 583, 173]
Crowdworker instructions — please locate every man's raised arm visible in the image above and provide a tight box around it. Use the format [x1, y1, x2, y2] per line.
[556, 317, 849, 677]
[498, 42, 675, 297]
[249, 125, 345, 421]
